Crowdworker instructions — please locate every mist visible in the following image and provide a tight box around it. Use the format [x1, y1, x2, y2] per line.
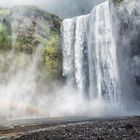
[0, 0, 105, 18]
[0, 48, 123, 120]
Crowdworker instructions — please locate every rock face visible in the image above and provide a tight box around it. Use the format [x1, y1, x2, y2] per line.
[0, 6, 62, 80]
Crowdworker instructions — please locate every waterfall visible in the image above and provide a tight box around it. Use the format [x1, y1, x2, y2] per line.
[62, 1, 120, 102]
[62, 18, 76, 86]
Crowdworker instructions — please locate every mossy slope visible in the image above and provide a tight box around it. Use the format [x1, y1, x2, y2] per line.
[0, 6, 62, 81]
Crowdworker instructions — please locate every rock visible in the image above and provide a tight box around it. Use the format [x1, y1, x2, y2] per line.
[9, 6, 61, 52]
[2, 117, 139, 140]
[97, 137, 104, 140]
[124, 123, 133, 130]
[0, 6, 62, 81]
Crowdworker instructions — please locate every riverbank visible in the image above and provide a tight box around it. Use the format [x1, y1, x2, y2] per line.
[0, 116, 140, 140]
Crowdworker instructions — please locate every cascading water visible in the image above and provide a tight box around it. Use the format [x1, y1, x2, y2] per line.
[62, 1, 119, 102]
[62, 0, 140, 115]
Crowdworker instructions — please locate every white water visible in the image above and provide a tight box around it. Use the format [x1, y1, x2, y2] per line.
[62, 1, 119, 101]
[62, 0, 140, 114]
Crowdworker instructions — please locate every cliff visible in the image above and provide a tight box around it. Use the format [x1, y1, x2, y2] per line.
[0, 6, 62, 80]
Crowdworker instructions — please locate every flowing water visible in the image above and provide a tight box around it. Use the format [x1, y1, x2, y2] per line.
[62, 1, 119, 101]
[62, 0, 140, 114]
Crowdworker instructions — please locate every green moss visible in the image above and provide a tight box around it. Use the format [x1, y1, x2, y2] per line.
[15, 38, 34, 53]
[14, 22, 50, 53]
[47, 32, 60, 48]
[15, 25, 38, 53]
[0, 6, 62, 81]
[0, 23, 11, 50]
[43, 32, 62, 80]
[35, 34, 48, 46]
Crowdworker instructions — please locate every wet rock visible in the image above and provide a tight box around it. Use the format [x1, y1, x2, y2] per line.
[0, 117, 138, 140]
[124, 123, 133, 130]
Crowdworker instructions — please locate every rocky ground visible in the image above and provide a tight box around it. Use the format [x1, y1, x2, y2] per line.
[0, 117, 140, 140]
